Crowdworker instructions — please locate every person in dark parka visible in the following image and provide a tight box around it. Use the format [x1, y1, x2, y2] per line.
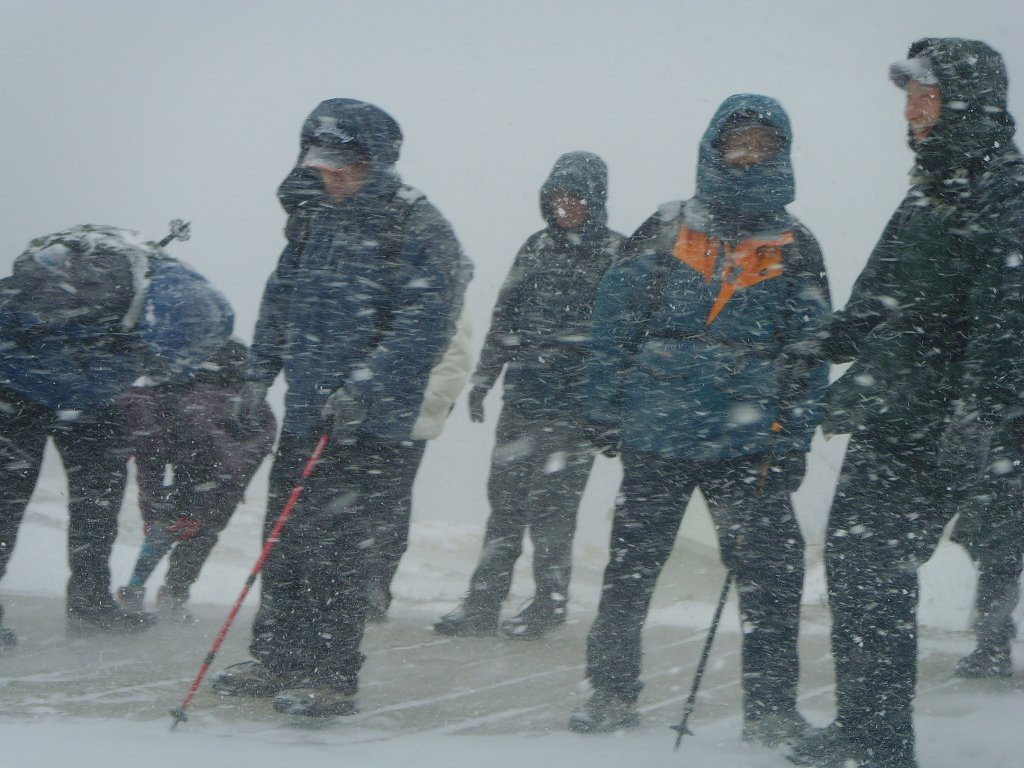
[0, 225, 233, 645]
[569, 95, 830, 743]
[433, 151, 624, 640]
[213, 99, 471, 717]
[786, 39, 1024, 768]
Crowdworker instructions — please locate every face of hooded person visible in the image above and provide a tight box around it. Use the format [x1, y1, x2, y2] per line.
[547, 190, 589, 229]
[904, 78, 943, 142]
[718, 123, 787, 169]
[301, 141, 370, 202]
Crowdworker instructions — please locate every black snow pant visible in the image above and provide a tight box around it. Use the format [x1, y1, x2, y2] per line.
[0, 388, 128, 612]
[585, 449, 805, 720]
[463, 404, 595, 615]
[825, 437, 952, 767]
[361, 438, 427, 603]
[250, 431, 411, 694]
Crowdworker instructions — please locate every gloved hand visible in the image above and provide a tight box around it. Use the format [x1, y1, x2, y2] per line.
[322, 387, 367, 443]
[582, 421, 621, 458]
[225, 381, 268, 436]
[166, 515, 203, 542]
[467, 386, 487, 423]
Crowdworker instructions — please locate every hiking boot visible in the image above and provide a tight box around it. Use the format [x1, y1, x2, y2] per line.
[211, 660, 293, 697]
[366, 582, 391, 624]
[499, 595, 567, 640]
[66, 601, 156, 636]
[156, 585, 195, 624]
[743, 709, 810, 747]
[115, 585, 145, 613]
[954, 645, 1012, 679]
[0, 604, 15, 652]
[433, 602, 498, 637]
[568, 689, 640, 733]
[787, 721, 868, 766]
[272, 687, 359, 717]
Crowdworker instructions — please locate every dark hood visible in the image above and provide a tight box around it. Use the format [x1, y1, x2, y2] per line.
[539, 151, 609, 233]
[693, 94, 795, 221]
[899, 38, 1017, 180]
[279, 98, 403, 215]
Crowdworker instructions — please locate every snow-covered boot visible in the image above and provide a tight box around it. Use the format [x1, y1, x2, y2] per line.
[787, 721, 869, 766]
[743, 709, 810, 747]
[0, 605, 15, 653]
[433, 601, 498, 637]
[66, 599, 156, 635]
[115, 585, 145, 613]
[568, 689, 640, 733]
[272, 687, 359, 717]
[211, 660, 293, 697]
[499, 595, 567, 640]
[156, 585, 195, 624]
[955, 644, 1013, 678]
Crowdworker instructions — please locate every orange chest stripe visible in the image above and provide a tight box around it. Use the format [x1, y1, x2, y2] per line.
[671, 226, 793, 325]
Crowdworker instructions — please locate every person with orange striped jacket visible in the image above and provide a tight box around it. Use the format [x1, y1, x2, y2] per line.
[569, 94, 830, 744]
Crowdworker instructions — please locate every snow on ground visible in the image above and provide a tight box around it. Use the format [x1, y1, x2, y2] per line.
[1, 448, 1022, 768]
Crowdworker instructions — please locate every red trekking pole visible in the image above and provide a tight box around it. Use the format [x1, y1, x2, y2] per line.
[170, 434, 330, 728]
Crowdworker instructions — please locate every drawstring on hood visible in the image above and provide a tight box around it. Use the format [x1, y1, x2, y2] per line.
[693, 94, 795, 224]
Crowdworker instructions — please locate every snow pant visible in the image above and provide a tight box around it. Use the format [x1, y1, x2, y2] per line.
[825, 437, 952, 767]
[0, 388, 128, 612]
[463, 404, 595, 614]
[585, 449, 805, 720]
[970, 550, 1023, 649]
[361, 438, 427, 603]
[250, 431, 409, 694]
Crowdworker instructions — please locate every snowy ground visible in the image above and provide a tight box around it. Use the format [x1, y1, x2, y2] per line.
[1, 449, 1022, 768]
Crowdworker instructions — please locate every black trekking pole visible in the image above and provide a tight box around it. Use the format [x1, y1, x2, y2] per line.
[672, 420, 783, 749]
[157, 218, 191, 248]
[169, 433, 330, 728]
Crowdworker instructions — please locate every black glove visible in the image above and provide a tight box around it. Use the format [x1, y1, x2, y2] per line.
[322, 388, 367, 443]
[225, 381, 268, 437]
[467, 386, 487, 423]
[582, 421, 621, 458]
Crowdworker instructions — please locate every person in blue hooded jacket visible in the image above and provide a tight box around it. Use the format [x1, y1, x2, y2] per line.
[213, 99, 471, 718]
[433, 152, 623, 641]
[568, 95, 830, 743]
[0, 224, 233, 645]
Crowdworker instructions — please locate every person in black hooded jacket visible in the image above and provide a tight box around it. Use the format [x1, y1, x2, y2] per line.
[433, 152, 623, 640]
[787, 39, 1024, 768]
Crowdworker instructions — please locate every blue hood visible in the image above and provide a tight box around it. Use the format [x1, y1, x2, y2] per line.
[693, 94, 795, 219]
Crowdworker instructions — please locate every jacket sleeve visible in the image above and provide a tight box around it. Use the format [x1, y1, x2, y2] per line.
[777, 224, 833, 451]
[815, 203, 911, 364]
[469, 235, 540, 392]
[245, 242, 302, 385]
[584, 216, 662, 427]
[347, 201, 471, 413]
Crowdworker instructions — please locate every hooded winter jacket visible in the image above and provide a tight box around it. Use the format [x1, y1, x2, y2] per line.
[586, 95, 831, 461]
[818, 39, 1024, 451]
[470, 151, 624, 416]
[0, 225, 233, 412]
[247, 99, 472, 439]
